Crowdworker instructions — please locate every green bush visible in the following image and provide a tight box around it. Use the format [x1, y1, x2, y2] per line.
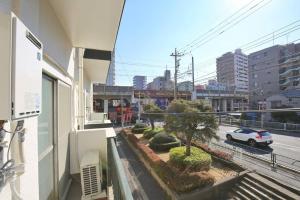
[132, 123, 148, 134]
[169, 146, 212, 172]
[143, 127, 164, 139]
[149, 132, 181, 151]
[154, 161, 215, 193]
[134, 123, 148, 129]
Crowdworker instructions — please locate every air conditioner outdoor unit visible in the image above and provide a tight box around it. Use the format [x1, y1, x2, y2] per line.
[80, 151, 103, 200]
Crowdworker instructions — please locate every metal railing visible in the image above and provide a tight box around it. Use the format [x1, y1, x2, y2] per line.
[220, 118, 300, 132]
[209, 139, 300, 174]
[107, 138, 134, 200]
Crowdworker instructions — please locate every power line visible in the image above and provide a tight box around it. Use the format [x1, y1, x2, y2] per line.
[180, 0, 272, 54]
[240, 20, 300, 49]
[115, 61, 165, 68]
[243, 26, 300, 51]
[178, 0, 258, 52]
[186, 0, 273, 53]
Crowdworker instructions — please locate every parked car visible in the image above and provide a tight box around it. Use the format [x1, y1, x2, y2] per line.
[226, 128, 273, 147]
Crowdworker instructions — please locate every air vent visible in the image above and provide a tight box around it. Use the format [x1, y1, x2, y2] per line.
[26, 31, 42, 49]
[80, 151, 102, 200]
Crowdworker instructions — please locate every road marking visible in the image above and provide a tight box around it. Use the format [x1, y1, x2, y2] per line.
[272, 142, 300, 151]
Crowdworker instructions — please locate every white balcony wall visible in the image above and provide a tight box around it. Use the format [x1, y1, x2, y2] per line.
[0, 1, 76, 199]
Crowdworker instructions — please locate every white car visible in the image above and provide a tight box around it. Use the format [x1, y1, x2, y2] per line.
[226, 128, 273, 147]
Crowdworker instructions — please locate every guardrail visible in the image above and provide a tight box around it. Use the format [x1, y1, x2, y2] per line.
[220, 118, 300, 132]
[107, 138, 134, 200]
[209, 139, 300, 175]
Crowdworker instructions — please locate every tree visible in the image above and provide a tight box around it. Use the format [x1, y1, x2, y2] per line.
[164, 100, 219, 156]
[143, 103, 163, 130]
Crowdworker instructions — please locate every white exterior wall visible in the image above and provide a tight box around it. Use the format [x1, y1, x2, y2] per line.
[0, 1, 78, 199]
[234, 50, 248, 92]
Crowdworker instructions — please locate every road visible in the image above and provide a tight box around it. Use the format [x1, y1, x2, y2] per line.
[214, 125, 300, 189]
[217, 125, 300, 161]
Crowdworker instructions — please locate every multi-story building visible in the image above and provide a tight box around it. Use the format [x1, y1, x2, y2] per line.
[248, 43, 300, 109]
[147, 69, 174, 90]
[205, 79, 227, 91]
[133, 75, 147, 90]
[178, 81, 193, 92]
[279, 43, 300, 91]
[248, 45, 281, 109]
[217, 49, 248, 93]
[106, 51, 115, 86]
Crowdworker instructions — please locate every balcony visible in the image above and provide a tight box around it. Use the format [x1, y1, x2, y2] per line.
[67, 116, 133, 200]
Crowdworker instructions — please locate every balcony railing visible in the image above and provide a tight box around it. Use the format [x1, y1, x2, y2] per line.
[107, 138, 134, 200]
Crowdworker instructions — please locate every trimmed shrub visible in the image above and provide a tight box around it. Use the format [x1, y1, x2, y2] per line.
[149, 132, 181, 151]
[143, 127, 164, 139]
[154, 161, 215, 193]
[132, 123, 148, 134]
[169, 146, 212, 172]
[122, 129, 215, 193]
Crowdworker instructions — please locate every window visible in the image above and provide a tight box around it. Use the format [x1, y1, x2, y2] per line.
[38, 75, 56, 199]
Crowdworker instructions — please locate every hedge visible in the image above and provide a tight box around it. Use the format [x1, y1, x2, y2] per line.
[169, 146, 212, 172]
[132, 123, 148, 134]
[121, 128, 215, 193]
[143, 127, 164, 139]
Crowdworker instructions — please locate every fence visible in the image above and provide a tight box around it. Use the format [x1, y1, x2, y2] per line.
[220, 118, 300, 132]
[209, 139, 300, 174]
[107, 138, 134, 200]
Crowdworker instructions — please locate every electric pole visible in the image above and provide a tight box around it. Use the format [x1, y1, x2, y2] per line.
[170, 48, 183, 100]
[192, 56, 195, 92]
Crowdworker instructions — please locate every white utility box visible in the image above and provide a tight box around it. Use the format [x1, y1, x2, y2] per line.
[80, 151, 103, 200]
[0, 12, 43, 120]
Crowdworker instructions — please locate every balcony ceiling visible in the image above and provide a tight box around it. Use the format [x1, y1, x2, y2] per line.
[83, 58, 110, 83]
[48, 0, 125, 51]
[49, 0, 124, 83]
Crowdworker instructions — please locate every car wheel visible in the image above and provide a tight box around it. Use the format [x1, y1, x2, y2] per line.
[226, 134, 232, 141]
[248, 139, 256, 147]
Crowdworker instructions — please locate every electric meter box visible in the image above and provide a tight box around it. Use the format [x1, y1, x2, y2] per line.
[0, 12, 42, 120]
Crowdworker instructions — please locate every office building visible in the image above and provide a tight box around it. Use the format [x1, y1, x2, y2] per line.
[133, 75, 147, 90]
[217, 49, 248, 93]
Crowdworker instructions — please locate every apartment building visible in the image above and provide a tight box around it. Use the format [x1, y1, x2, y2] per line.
[279, 43, 300, 91]
[147, 70, 174, 90]
[133, 75, 147, 90]
[217, 49, 248, 93]
[248, 45, 281, 109]
[0, 1, 127, 200]
[248, 43, 300, 109]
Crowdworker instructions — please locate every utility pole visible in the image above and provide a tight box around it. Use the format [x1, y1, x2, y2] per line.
[192, 56, 195, 92]
[170, 48, 183, 100]
[138, 91, 141, 122]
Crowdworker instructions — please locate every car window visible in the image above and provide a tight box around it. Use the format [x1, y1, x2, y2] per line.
[258, 131, 271, 136]
[234, 129, 243, 133]
[241, 129, 251, 134]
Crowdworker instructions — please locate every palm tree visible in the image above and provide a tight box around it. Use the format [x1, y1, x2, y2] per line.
[165, 100, 219, 156]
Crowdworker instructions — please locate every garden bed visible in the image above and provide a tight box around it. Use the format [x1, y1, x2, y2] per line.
[121, 128, 245, 197]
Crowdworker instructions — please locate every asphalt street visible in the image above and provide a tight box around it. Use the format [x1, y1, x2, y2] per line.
[217, 125, 300, 162]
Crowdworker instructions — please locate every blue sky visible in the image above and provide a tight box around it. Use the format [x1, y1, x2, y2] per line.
[115, 0, 300, 86]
